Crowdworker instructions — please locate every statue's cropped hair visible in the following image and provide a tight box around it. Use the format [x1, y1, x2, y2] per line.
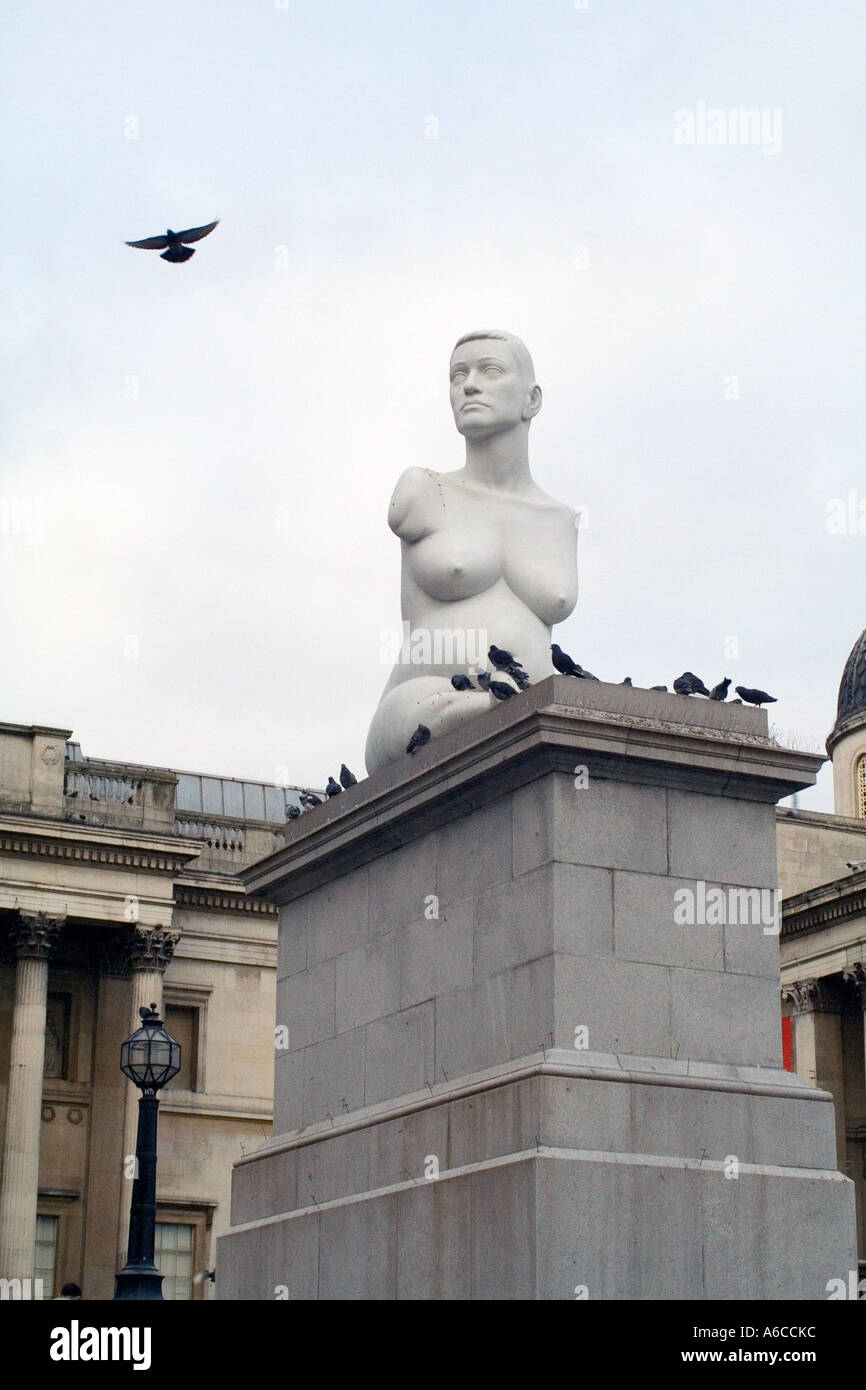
[451, 330, 536, 386]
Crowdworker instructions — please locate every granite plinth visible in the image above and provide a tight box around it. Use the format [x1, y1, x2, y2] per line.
[217, 679, 856, 1299]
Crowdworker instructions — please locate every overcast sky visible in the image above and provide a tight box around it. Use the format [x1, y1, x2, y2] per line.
[1, 0, 864, 809]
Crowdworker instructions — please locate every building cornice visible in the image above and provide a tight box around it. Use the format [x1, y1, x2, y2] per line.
[782, 870, 866, 938]
[0, 815, 201, 874]
[0, 722, 73, 739]
[173, 884, 277, 916]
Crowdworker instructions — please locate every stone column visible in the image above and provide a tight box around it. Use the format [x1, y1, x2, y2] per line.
[0, 911, 64, 1280]
[783, 977, 847, 1162]
[843, 961, 866, 1067]
[116, 927, 178, 1271]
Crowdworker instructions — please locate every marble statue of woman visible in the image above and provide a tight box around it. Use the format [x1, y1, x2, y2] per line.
[365, 329, 579, 774]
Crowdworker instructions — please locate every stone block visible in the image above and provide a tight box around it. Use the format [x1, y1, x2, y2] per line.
[304, 866, 370, 968]
[231, 1147, 297, 1226]
[514, 774, 669, 875]
[613, 870, 724, 970]
[276, 912, 306, 979]
[335, 932, 400, 1032]
[318, 1192, 398, 1300]
[273, 1046, 305, 1133]
[469, 1159, 536, 1298]
[368, 834, 437, 936]
[436, 957, 555, 1081]
[276, 958, 334, 1051]
[436, 795, 513, 902]
[552, 862, 614, 957]
[553, 953, 672, 1056]
[669, 967, 782, 1067]
[301, 1027, 365, 1127]
[723, 910, 782, 979]
[667, 790, 778, 888]
[474, 865, 553, 980]
[216, 1214, 320, 1301]
[541, 1074, 631, 1153]
[400, 898, 473, 1009]
[446, 1076, 541, 1171]
[368, 1106, 450, 1191]
[396, 1178, 472, 1299]
[364, 1001, 435, 1106]
[296, 1127, 369, 1208]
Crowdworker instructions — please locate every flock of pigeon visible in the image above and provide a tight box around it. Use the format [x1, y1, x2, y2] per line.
[402, 644, 778, 760]
[287, 763, 358, 819]
[288, 645, 779, 816]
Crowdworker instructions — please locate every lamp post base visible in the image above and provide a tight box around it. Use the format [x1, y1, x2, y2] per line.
[114, 1260, 164, 1300]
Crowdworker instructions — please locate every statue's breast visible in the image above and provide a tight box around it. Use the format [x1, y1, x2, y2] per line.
[408, 526, 502, 602]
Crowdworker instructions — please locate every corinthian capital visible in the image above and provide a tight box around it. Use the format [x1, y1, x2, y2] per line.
[10, 910, 65, 959]
[781, 977, 839, 1014]
[128, 926, 179, 973]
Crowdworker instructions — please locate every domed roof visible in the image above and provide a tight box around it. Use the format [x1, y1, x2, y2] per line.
[836, 628, 866, 727]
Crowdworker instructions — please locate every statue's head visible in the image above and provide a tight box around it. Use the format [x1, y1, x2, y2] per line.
[449, 329, 542, 438]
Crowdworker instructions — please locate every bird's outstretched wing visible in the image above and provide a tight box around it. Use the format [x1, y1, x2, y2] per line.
[176, 219, 219, 245]
[126, 234, 170, 250]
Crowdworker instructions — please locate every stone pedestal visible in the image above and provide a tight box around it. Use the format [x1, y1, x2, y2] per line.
[217, 678, 856, 1299]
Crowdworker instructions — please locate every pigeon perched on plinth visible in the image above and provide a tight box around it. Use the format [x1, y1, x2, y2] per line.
[621, 677, 633, 686]
[477, 670, 517, 700]
[735, 686, 776, 707]
[550, 644, 598, 679]
[450, 674, 476, 691]
[709, 677, 731, 702]
[650, 685, 668, 692]
[300, 791, 323, 809]
[325, 777, 342, 798]
[673, 672, 711, 697]
[126, 219, 219, 262]
[286, 804, 301, 820]
[406, 724, 431, 755]
[339, 764, 357, 788]
[846, 860, 866, 872]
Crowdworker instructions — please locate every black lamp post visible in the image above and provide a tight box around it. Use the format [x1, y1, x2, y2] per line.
[114, 1003, 181, 1300]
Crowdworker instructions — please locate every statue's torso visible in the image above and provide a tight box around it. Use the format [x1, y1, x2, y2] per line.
[385, 468, 577, 689]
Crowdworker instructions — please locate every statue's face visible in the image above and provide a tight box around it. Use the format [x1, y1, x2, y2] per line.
[449, 339, 538, 438]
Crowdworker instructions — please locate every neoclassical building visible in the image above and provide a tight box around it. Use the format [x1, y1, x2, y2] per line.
[778, 627, 866, 1273]
[0, 721, 308, 1299]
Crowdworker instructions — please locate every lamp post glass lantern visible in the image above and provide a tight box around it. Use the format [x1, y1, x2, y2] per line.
[114, 1004, 180, 1300]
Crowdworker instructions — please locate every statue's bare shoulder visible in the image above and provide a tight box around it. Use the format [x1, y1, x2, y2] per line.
[388, 467, 447, 541]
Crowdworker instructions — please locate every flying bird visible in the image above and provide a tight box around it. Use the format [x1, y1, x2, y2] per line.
[450, 674, 476, 691]
[339, 764, 357, 788]
[325, 777, 342, 798]
[406, 724, 431, 755]
[709, 678, 731, 702]
[550, 644, 598, 680]
[126, 219, 219, 262]
[735, 686, 777, 707]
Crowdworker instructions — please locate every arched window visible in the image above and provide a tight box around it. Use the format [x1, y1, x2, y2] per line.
[858, 754, 866, 819]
